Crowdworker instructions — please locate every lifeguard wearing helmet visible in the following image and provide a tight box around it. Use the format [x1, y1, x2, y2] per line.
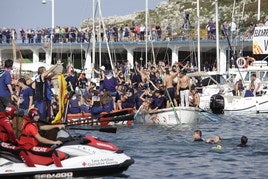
[28, 108, 40, 120]
[5, 105, 17, 119]
[0, 105, 18, 144]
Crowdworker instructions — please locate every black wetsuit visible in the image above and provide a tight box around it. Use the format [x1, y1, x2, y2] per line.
[237, 144, 248, 147]
[194, 138, 204, 142]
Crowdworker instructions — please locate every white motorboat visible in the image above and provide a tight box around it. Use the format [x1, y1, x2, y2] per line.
[189, 62, 268, 114]
[227, 59, 268, 89]
[209, 93, 268, 114]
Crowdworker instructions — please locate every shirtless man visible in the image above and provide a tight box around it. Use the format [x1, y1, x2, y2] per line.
[189, 86, 200, 107]
[177, 71, 191, 107]
[135, 61, 150, 83]
[163, 68, 179, 107]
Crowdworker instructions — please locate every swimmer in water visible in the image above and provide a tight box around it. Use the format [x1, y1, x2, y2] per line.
[237, 136, 249, 147]
[193, 130, 204, 142]
[206, 135, 222, 144]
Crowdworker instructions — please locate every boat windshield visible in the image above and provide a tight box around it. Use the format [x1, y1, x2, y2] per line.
[261, 71, 268, 81]
[245, 72, 250, 82]
[202, 74, 226, 86]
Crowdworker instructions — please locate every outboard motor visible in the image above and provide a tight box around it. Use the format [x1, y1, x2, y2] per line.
[210, 94, 224, 114]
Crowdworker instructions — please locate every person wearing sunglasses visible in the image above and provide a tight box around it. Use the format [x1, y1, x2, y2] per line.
[18, 108, 64, 150]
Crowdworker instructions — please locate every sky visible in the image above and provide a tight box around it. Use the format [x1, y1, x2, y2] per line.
[0, 0, 166, 30]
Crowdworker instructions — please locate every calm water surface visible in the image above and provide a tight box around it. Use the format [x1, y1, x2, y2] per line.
[76, 113, 268, 179]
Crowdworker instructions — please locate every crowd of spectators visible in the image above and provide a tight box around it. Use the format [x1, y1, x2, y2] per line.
[0, 24, 167, 44]
[1, 17, 267, 45]
[206, 16, 268, 40]
[1, 57, 204, 122]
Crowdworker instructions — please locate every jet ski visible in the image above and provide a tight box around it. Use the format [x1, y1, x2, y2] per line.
[0, 129, 134, 178]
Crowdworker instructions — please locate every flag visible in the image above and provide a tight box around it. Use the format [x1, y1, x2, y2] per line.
[52, 74, 68, 124]
[252, 27, 268, 54]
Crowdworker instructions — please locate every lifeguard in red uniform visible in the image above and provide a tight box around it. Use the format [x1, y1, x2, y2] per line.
[18, 108, 64, 150]
[0, 105, 18, 145]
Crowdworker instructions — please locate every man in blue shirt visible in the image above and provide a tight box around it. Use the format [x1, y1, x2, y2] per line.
[0, 59, 14, 112]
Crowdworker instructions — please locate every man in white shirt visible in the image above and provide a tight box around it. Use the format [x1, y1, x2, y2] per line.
[251, 74, 262, 96]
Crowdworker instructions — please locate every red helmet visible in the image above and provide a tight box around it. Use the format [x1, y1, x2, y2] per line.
[28, 108, 40, 120]
[5, 105, 17, 118]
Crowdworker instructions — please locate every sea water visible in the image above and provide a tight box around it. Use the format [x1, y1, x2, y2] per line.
[75, 113, 268, 179]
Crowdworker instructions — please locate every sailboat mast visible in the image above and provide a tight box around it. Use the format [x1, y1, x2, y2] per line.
[145, 0, 148, 67]
[97, 0, 115, 74]
[197, 0, 201, 72]
[98, 12, 102, 67]
[215, 0, 220, 73]
[92, 0, 96, 70]
[51, 0, 54, 65]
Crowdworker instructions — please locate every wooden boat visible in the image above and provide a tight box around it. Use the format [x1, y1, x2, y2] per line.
[134, 106, 201, 126]
[67, 108, 134, 127]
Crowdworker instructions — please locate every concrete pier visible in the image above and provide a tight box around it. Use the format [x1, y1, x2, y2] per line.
[0, 39, 253, 74]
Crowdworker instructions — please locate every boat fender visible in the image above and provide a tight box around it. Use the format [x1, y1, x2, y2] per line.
[236, 57, 246, 68]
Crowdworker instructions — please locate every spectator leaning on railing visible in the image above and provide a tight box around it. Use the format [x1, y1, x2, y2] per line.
[0, 18, 261, 44]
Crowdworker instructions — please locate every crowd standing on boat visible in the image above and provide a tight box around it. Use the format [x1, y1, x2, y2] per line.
[0, 58, 204, 123]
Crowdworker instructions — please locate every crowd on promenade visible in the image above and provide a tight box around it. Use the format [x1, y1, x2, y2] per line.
[1, 17, 267, 45]
[0, 57, 205, 124]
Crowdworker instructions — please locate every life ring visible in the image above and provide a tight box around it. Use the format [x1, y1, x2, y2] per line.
[236, 57, 246, 68]
[245, 56, 255, 68]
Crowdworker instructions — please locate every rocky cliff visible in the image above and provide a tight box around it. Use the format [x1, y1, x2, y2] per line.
[81, 0, 268, 32]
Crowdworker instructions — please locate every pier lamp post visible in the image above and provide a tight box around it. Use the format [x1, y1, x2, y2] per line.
[42, 0, 54, 65]
[257, 0, 261, 21]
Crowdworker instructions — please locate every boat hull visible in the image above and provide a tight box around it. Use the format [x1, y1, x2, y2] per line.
[134, 107, 201, 126]
[202, 93, 268, 114]
[0, 158, 134, 178]
[223, 95, 268, 113]
[0, 134, 134, 178]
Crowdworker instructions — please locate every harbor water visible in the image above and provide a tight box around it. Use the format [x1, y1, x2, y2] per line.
[74, 113, 268, 179]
